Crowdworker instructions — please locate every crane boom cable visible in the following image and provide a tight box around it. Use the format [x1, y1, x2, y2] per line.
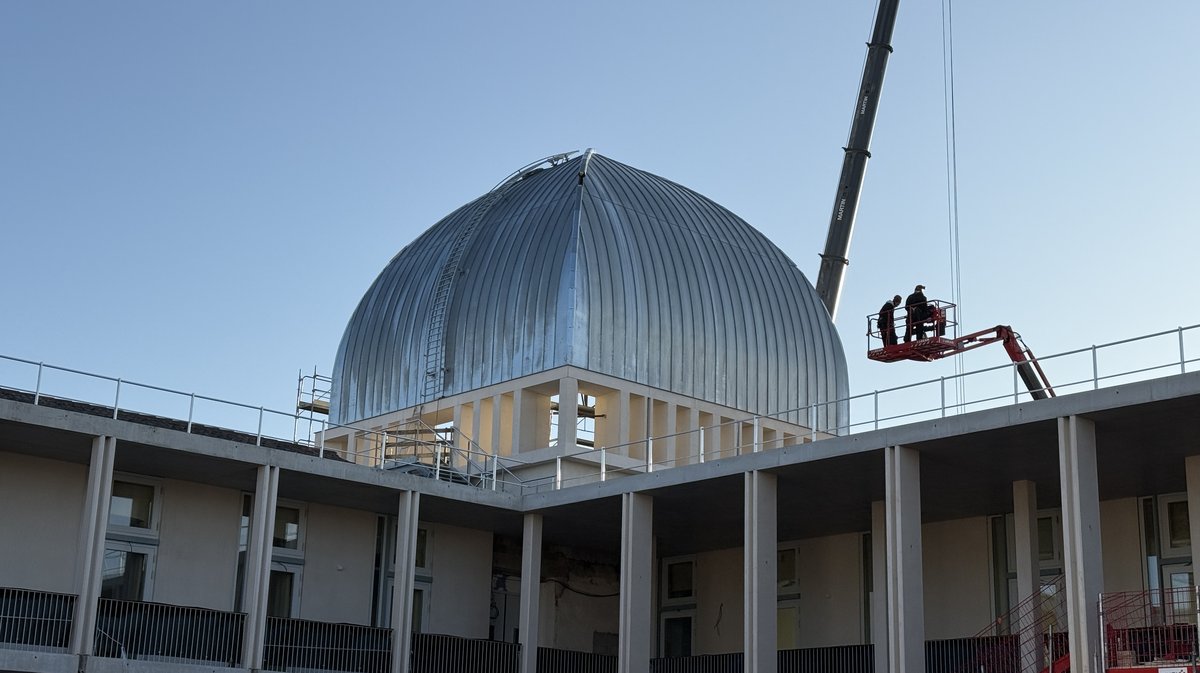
[941, 0, 966, 410]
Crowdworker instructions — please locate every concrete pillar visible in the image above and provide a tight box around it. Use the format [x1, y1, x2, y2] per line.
[559, 377, 579, 450]
[688, 407, 700, 464]
[745, 471, 778, 673]
[1013, 480, 1043, 673]
[471, 400, 482, 449]
[619, 492, 653, 673]
[512, 388, 526, 453]
[70, 435, 116, 656]
[871, 500, 888, 673]
[1058, 416, 1103, 673]
[885, 445, 924, 673]
[241, 464, 281, 669]
[519, 514, 543, 673]
[491, 394, 504, 455]
[389, 491, 421, 673]
[662, 402, 677, 466]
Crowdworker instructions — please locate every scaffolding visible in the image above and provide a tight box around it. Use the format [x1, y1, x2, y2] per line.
[293, 367, 331, 446]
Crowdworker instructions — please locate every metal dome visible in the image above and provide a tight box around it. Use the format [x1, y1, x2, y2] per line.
[331, 151, 848, 428]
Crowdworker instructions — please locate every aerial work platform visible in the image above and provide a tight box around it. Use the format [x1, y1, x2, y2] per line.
[866, 299, 1056, 400]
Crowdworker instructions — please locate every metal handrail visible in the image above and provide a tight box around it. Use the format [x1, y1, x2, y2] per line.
[2, 323, 1196, 493]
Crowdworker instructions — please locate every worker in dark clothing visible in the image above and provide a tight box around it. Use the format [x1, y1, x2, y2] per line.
[904, 284, 929, 342]
[878, 294, 902, 346]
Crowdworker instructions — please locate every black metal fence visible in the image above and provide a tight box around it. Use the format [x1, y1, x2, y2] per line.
[263, 615, 391, 672]
[93, 597, 244, 665]
[0, 586, 75, 652]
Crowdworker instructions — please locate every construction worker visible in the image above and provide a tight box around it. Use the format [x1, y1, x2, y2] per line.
[904, 284, 928, 342]
[878, 294, 902, 346]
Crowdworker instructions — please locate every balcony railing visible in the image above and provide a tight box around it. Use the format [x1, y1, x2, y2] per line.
[0, 586, 75, 652]
[411, 633, 518, 673]
[263, 615, 391, 673]
[1102, 585, 1200, 670]
[93, 597, 244, 665]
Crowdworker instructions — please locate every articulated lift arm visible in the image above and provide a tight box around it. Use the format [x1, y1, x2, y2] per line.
[867, 305, 1055, 400]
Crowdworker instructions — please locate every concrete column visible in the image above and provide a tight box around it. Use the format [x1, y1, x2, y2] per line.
[471, 400, 482, 449]
[1058, 416, 1103, 673]
[241, 464, 281, 669]
[619, 492, 653, 673]
[519, 513, 543, 673]
[871, 500, 888, 673]
[885, 445, 924, 673]
[688, 407, 700, 464]
[663, 402, 677, 466]
[559, 377, 579, 450]
[511, 388, 526, 453]
[617, 390, 632, 451]
[491, 394, 504, 455]
[1013, 480, 1043, 673]
[70, 435, 116, 656]
[389, 491, 421, 673]
[744, 471, 778, 673]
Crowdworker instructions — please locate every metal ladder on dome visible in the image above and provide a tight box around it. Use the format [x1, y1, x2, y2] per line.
[421, 188, 507, 402]
[420, 151, 580, 403]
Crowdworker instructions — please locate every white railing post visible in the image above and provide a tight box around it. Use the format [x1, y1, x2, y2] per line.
[647, 437, 654, 473]
[555, 456, 562, 489]
[1092, 345, 1099, 389]
[940, 377, 946, 418]
[1013, 365, 1020, 404]
[753, 416, 762, 452]
[1180, 327, 1187, 374]
[34, 362, 43, 405]
[698, 430, 705, 464]
[112, 379, 122, 419]
[256, 406, 264, 446]
[491, 454, 498, 491]
[434, 443, 443, 481]
[873, 390, 879, 430]
[187, 393, 195, 433]
[809, 404, 817, 442]
[600, 447, 607, 482]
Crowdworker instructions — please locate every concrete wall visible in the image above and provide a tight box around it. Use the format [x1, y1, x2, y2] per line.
[1100, 497, 1144, 593]
[923, 517, 992, 640]
[299, 503, 377, 625]
[795, 533, 863, 648]
[694, 547, 743, 655]
[427, 523, 493, 638]
[154, 479, 241, 610]
[0, 451, 86, 593]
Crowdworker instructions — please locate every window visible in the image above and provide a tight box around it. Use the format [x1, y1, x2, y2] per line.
[1157, 494, 1192, 556]
[109, 481, 156, 530]
[371, 515, 432, 628]
[104, 477, 160, 602]
[777, 547, 799, 594]
[274, 506, 302, 550]
[1037, 513, 1064, 568]
[101, 541, 155, 601]
[234, 494, 306, 613]
[660, 611, 694, 657]
[662, 558, 695, 604]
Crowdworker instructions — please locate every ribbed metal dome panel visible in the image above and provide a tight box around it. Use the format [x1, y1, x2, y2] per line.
[331, 152, 848, 429]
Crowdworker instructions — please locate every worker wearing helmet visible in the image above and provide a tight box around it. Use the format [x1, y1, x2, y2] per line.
[878, 295, 902, 346]
[904, 284, 929, 342]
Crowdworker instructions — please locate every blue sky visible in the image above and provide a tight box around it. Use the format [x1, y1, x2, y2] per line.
[3, 1, 1198, 428]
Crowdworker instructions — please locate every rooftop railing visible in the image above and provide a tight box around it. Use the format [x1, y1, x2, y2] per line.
[2, 323, 1197, 495]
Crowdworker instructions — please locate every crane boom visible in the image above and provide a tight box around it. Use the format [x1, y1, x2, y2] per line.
[815, 0, 902, 321]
